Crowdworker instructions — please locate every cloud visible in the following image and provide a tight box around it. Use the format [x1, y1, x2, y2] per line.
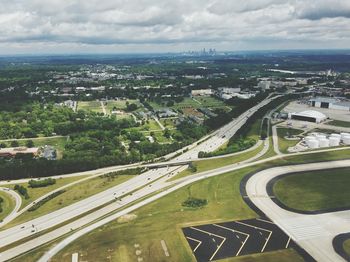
[0, 0, 349, 53]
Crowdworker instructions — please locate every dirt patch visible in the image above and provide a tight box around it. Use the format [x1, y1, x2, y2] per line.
[117, 214, 137, 223]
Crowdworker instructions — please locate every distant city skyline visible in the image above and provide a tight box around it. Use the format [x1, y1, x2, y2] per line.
[0, 0, 350, 54]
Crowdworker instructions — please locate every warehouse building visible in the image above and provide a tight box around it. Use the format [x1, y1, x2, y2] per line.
[288, 110, 327, 123]
[309, 97, 350, 111]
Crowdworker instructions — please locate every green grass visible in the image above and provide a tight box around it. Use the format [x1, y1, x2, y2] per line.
[7, 176, 87, 210]
[160, 118, 177, 129]
[51, 166, 259, 262]
[218, 249, 303, 262]
[343, 239, 350, 257]
[10, 148, 350, 262]
[0, 191, 16, 222]
[274, 167, 350, 211]
[328, 120, 350, 128]
[277, 127, 304, 153]
[105, 100, 141, 113]
[170, 143, 264, 181]
[195, 96, 226, 107]
[77, 101, 103, 113]
[5, 175, 134, 228]
[128, 120, 163, 132]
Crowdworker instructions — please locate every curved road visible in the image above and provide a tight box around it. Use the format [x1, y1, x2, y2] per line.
[245, 160, 350, 262]
[0, 187, 22, 225]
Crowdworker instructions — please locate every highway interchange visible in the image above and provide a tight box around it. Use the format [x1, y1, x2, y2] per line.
[0, 95, 350, 262]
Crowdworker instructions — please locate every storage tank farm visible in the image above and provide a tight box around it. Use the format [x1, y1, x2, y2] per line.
[304, 132, 349, 148]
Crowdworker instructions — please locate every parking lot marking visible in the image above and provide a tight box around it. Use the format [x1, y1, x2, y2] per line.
[190, 227, 226, 241]
[235, 221, 272, 234]
[213, 224, 249, 238]
[256, 218, 275, 225]
[209, 238, 226, 261]
[261, 231, 272, 252]
[186, 237, 202, 252]
[285, 237, 291, 248]
[236, 235, 250, 256]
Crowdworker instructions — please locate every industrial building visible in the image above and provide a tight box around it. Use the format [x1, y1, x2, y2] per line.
[309, 97, 350, 111]
[288, 110, 327, 123]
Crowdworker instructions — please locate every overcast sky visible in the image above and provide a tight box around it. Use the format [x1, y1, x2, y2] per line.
[0, 0, 349, 54]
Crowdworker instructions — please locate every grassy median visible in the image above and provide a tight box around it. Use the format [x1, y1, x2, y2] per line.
[5, 174, 135, 228]
[0, 191, 16, 222]
[273, 167, 350, 212]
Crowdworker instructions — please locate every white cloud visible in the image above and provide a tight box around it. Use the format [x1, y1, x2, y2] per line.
[0, 0, 349, 53]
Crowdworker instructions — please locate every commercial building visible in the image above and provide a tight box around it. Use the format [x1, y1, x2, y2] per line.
[0, 147, 40, 158]
[288, 110, 327, 123]
[309, 97, 350, 111]
[191, 89, 213, 96]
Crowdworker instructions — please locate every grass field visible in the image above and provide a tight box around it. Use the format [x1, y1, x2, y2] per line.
[343, 239, 350, 256]
[105, 100, 141, 113]
[6, 174, 135, 228]
[195, 96, 226, 107]
[277, 127, 304, 153]
[328, 120, 350, 128]
[51, 164, 304, 262]
[273, 167, 350, 211]
[0, 191, 16, 222]
[10, 149, 350, 262]
[7, 176, 87, 211]
[77, 101, 103, 114]
[159, 118, 177, 129]
[170, 143, 264, 181]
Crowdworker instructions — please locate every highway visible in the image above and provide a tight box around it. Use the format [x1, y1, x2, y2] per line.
[245, 160, 350, 262]
[1, 144, 349, 260]
[0, 96, 278, 260]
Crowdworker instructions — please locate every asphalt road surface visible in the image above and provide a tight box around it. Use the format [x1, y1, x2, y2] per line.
[183, 218, 292, 262]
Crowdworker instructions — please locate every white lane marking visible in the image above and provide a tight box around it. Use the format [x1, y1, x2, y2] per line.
[186, 237, 202, 252]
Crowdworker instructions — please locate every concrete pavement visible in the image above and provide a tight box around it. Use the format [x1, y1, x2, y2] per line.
[245, 160, 350, 262]
[0, 188, 22, 225]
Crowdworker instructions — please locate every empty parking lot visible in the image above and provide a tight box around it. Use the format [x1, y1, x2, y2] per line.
[183, 218, 293, 262]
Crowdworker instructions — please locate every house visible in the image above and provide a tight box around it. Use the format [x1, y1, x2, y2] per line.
[0, 147, 40, 158]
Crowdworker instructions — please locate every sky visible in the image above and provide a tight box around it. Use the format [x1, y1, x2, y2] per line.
[0, 0, 350, 54]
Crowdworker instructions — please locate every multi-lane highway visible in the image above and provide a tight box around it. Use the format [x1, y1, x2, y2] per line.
[0, 96, 278, 261]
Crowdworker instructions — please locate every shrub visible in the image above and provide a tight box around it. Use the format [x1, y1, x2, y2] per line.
[28, 178, 56, 188]
[182, 197, 208, 208]
[28, 190, 66, 212]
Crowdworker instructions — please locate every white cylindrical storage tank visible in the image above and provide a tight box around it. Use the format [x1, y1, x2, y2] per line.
[341, 133, 350, 140]
[319, 138, 329, 148]
[343, 135, 350, 145]
[316, 135, 326, 140]
[329, 137, 340, 147]
[330, 134, 341, 139]
[307, 139, 319, 149]
[305, 136, 314, 142]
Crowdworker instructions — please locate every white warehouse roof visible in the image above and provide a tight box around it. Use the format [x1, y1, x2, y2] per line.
[289, 110, 327, 123]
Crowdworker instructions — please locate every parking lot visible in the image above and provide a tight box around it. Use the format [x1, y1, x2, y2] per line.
[183, 218, 293, 262]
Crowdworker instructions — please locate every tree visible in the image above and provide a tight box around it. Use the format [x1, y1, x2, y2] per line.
[26, 140, 35, 148]
[10, 141, 19, 147]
